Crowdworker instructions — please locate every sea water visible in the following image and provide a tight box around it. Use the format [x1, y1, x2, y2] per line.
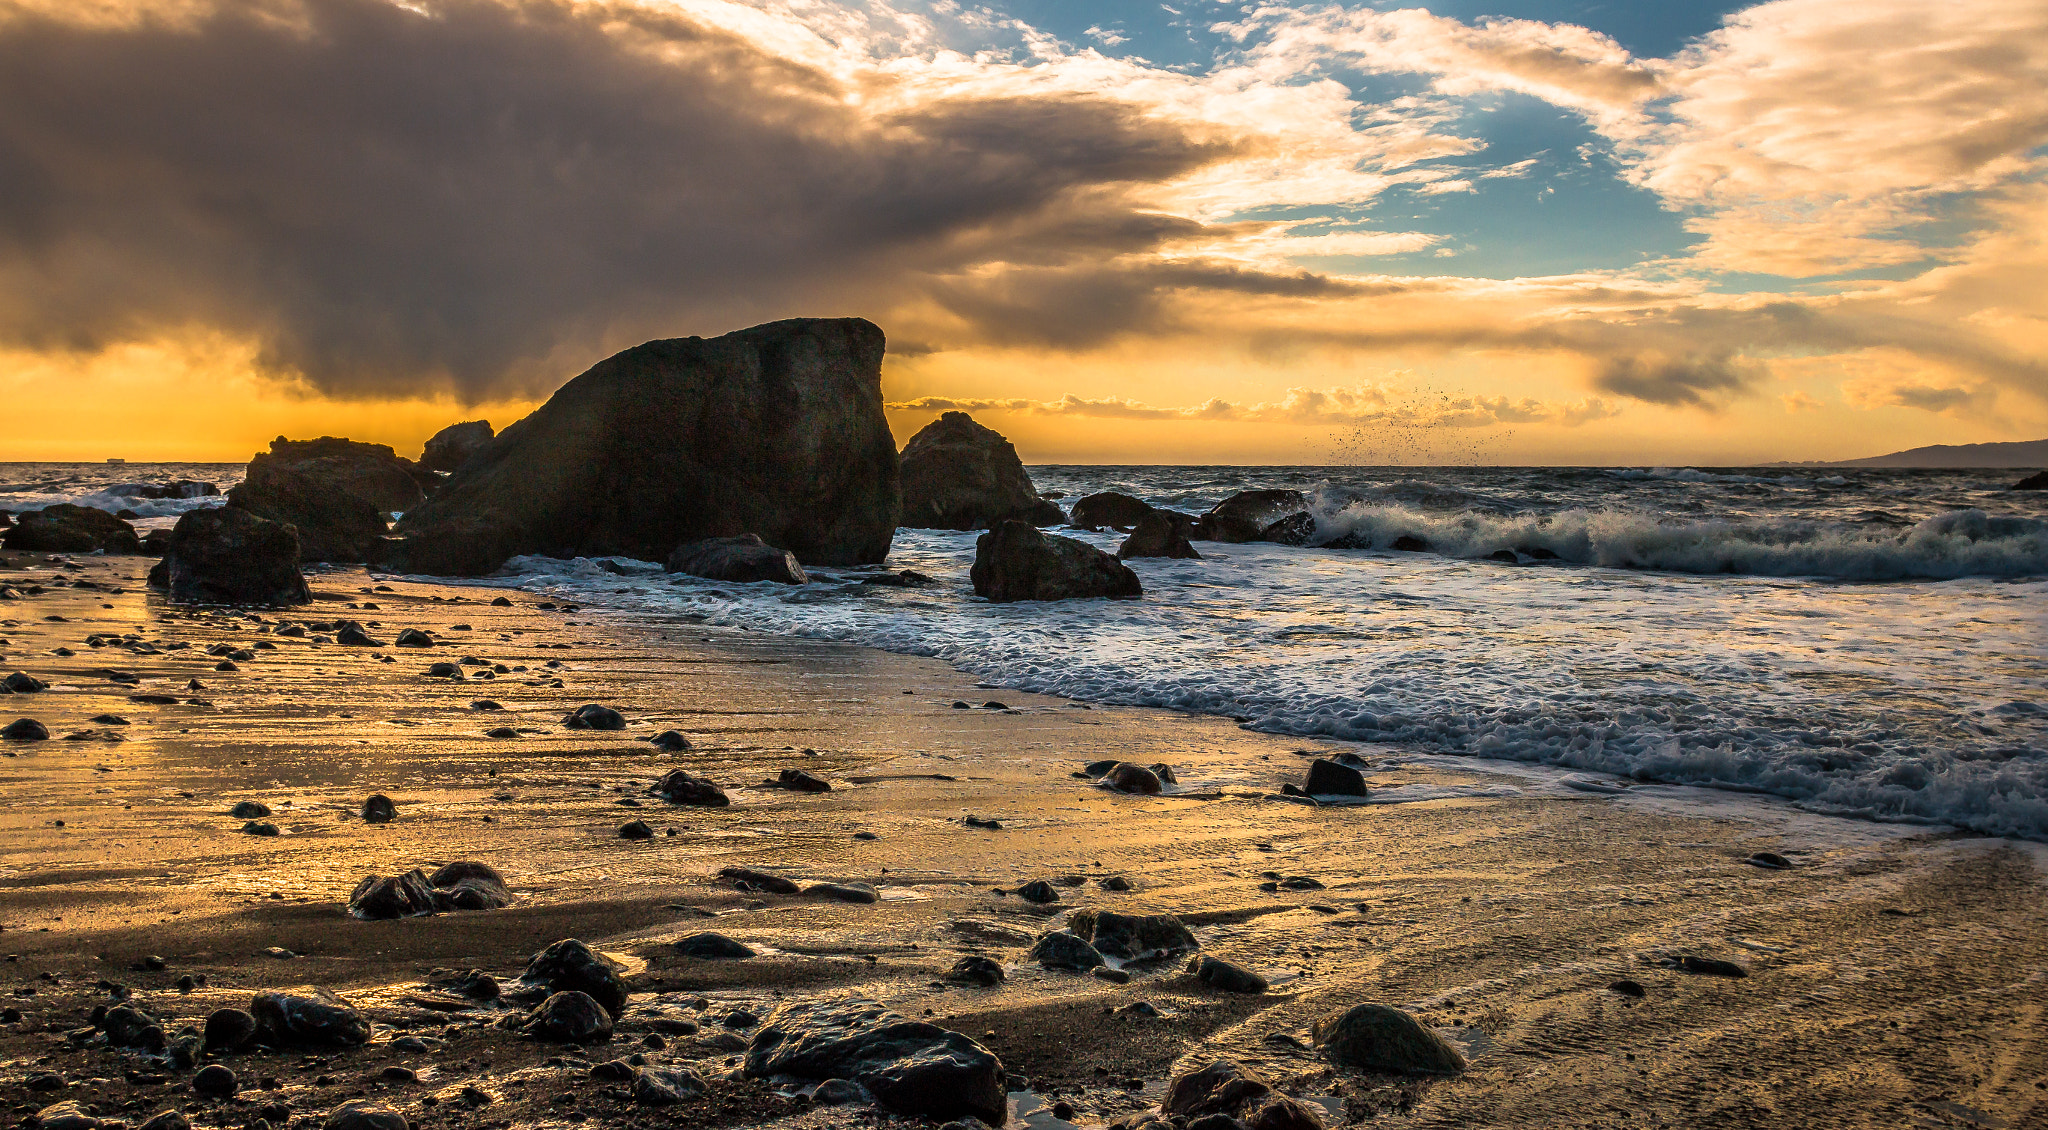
[8, 462, 2045, 838]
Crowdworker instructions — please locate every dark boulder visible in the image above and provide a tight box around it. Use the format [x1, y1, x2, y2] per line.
[1259, 513, 1316, 546]
[203, 1008, 258, 1052]
[248, 436, 431, 514]
[2010, 470, 2048, 490]
[109, 480, 219, 500]
[3, 505, 142, 554]
[1066, 910, 1198, 961]
[1312, 1003, 1465, 1075]
[618, 819, 653, 840]
[103, 1004, 165, 1050]
[523, 939, 628, 1017]
[1117, 510, 1201, 560]
[743, 998, 1007, 1124]
[250, 989, 370, 1047]
[1188, 956, 1267, 993]
[1101, 762, 1163, 794]
[420, 421, 495, 474]
[971, 521, 1142, 602]
[1194, 491, 1308, 543]
[899, 412, 1063, 530]
[1303, 759, 1368, 797]
[631, 1067, 706, 1106]
[520, 991, 613, 1043]
[719, 867, 800, 894]
[3, 672, 45, 692]
[1068, 492, 1154, 530]
[673, 933, 755, 959]
[1028, 931, 1105, 971]
[665, 535, 808, 585]
[227, 463, 387, 563]
[1390, 535, 1430, 552]
[144, 508, 300, 599]
[778, 768, 832, 792]
[347, 862, 510, 919]
[654, 769, 729, 807]
[393, 319, 899, 575]
[360, 794, 397, 822]
[348, 870, 437, 919]
[3, 718, 50, 741]
[190, 1064, 237, 1099]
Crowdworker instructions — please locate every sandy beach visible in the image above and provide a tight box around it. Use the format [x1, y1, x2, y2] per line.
[0, 551, 2041, 1130]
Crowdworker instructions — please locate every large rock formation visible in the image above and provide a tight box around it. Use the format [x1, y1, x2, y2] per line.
[2, 505, 143, 554]
[1195, 489, 1309, 543]
[250, 437, 433, 514]
[228, 464, 389, 563]
[393, 319, 899, 575]
[1117, 509, 1200, 559]
[898, 411, 1064, 530]
[420, 420, 495, 473]
[1069, 491, 1154, 530]
[147, 507, 310, 605]
[971, 520, 1142, 602]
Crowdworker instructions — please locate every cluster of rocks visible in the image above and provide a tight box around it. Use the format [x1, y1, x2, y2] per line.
[346, 861, 513, 920]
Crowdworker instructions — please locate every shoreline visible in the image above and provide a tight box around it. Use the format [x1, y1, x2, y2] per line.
[1, 555, 2045, 1128]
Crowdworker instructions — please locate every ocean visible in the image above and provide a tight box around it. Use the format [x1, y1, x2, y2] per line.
[6, 461, 2046, 839]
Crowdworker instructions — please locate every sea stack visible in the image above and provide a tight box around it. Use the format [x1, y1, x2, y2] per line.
[393, 318, 899, 575]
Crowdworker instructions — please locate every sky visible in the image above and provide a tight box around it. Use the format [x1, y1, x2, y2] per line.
[0, 0, 2043, 465]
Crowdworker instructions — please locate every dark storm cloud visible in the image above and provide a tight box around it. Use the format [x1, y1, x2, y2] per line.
[0, 0, 1253, 398]
[1591, 352, 1757, 408]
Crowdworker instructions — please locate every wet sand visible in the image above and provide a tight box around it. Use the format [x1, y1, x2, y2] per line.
[1, 552, 2044, 1130]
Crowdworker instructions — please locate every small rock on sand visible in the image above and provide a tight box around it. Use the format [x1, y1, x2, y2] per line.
[1016, 879, 1059, 904]
[251, 989, 370, 1047]
[654, 769, 729, 807]
[1029, 931, 1105, 971]
[1188, 956, 1267, 993]
[618, 819, 653, 840]
[632, 1066, 707, 1105]
[3, 718, 49, 740]
[563, 704, 627, 730]
[743, 998, 1006, 1124]
[674, 933, 755, 959]
[947, 956, 1005, 986]
[718, 866, 799, 894]
[1312, 1003, 1466, 1075]
[648, 730, 691, 751]
[360, 794, 396, 823]
[523, 939, 629, 1017]
[804, 881, 878, 903]
[520, 991, 614, 1044]
[323, 1102, 407, 1130]
[1303, 759, 1368, 797]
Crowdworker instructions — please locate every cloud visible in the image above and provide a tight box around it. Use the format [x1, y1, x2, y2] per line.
[1781, 390, 1824, 413]
[1590, 352, 1759, 408]
[886, 386, 1619, 428]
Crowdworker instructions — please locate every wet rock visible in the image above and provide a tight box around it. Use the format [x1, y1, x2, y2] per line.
[203, 1008, 258, 1052]
[632, 1067, 707, 1106]
[1312, 1003, 1465, 1075]
[744, 998, 1007, 1124]
[899, 412, 1064, 530]
[1678, 955, 1747, 978]
[485, 727, 519, 739]
[564, 703, 626, 730]
[719, 866, 799, 893]
[334, 623, 382, 646]
[1188, 956, 1267, 994]
[2008, 470, 2048, 490]
[619, 819, 653, 840]
[520, 991, 614, 1043]
[427, 662, 462, 678]
[1100, 762, 1163, 795]
[420, 420, 495, 473]
[665, 534, 809, 585]
[102, 1003, 165, 1050]
[1066, 910, 1198, 962]
[963, 816, 1002, 830]
[1390, 535, 1429, 552]
[241, 821, 279, 836]
[192, 1064, 238, 1099]
[33, 1102, 100, 1130]
[778, 767, 832, 792]
[1194, 491, 1307, 544]
[1028, 931, 1105, 971]
[1303, 759, 1368, 797]
[251, 989, 371, 1047]
[655, 769, 729, 807]
[430, 861, 513, 910]
[360, 794, 397, 823]
[805, 882, 878, 904]
[393, 319, 898, 574]
[1745, 852, 1793, 869]
[4, 505, 143, 554]
[1162, 1060, 1320, 1130]
[1015, 880, 1059, 904]
[971, 521, 1142, 603]
[430, 968, 501, 1000]
[1117, 509, 1201, 560]
[947, 956, 1005, 987]
[648, 730, 691, 751]
[1098, 875, 1132, 891]
[321, 1101, 408, 1130]
[3, 717, 50, 740]
[1068, 492, 1154, 530]
[1258, 512, 1316, 546]
[674, 933, 755, 959]
[147, 507, 311, 605]
[393, 628, 434, 648]
[348, 870, 437, 919]
[5, 671, 49, 692]
[524, 939, 629, 1017]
